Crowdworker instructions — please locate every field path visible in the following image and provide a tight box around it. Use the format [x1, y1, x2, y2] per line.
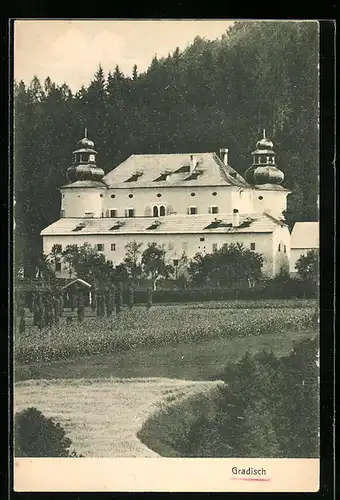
[14, 378, 220, 457]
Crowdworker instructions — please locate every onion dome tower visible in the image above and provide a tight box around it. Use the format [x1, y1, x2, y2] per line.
[245, 129, 284, 185]
[66, 129, 105, 184]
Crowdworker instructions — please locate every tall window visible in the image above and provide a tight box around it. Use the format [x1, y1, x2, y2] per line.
[250, 242, 256, 251]
[111, 243, 116, 251]
[159, 205, 166, 216]
[96, 244, 104, 251]
[125, 208, 135, 218]
[153, 206, 159, 217]
[212, 243, 218, 252]
[110, 209, 117, 217]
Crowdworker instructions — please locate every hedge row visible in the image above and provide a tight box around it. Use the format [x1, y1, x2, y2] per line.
[121, 281, 317, 304]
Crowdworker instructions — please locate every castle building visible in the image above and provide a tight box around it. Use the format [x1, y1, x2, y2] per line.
[41, 129, 291, 279]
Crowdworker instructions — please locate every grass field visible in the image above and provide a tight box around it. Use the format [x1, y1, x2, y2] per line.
[15, 299, 317, 365]
[14, 377, 220, 457]
[14, 299, 318, 457]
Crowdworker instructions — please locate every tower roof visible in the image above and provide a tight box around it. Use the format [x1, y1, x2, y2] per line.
[67, 130, 105, 185]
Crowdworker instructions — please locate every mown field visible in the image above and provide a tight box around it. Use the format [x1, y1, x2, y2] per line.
[14, 377, 220, 457]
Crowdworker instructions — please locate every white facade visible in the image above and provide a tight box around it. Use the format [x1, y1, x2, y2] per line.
[290, 222, 319, 275]
[42, 133, 293, 280]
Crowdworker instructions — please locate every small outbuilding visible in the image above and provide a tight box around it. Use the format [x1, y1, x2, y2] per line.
[62, 278, 92, 306]
[290, 222, 319, 276]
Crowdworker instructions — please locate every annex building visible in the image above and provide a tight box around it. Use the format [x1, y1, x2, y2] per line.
[41, 130, 293, 279]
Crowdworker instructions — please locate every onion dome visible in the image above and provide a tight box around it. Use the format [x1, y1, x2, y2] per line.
[253, 165, 284, 184]
[256, 130, 274, 150]
[245, 129, 284, 185]
[77, 136, 95, 149]
[66, 129, 105, 184]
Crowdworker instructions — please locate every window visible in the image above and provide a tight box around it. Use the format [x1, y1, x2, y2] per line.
[212, 243, 218, 252]
[284, 244, 287, 253]
[110, 209, 117, 218]
[200, 237, 205, 242]
[173, 259, 179, 267]
[96, 244, 104, 251]
[160, 205, 166, 217]
[211, 206, 219, 214]
[250, 242, 256, 251]
[55, 262, 61, 272]
[191, 192, 196, 197]
[111, 194, 116, 199]
[125, 208, 135, 218]
[85, 211, 94, 217]
[157, 193, 162, 198]
[212, 191, 217, 196]
[100, 194, 103, 197]
[111, 243, 116, 251]
[182, 241, 188, 251]
[189, 206, 197, 215]
[153, 206, 159, 217]
[258, 196, 263, 200]
[128, 194, 133, 198]
[55, 244, 62, 253]
[278, 243, 281, 252]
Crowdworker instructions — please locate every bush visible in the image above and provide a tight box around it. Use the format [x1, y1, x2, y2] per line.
[142, 336, 319, 458]
[121, 280, 317, 304]
[14, 407, 83, 457]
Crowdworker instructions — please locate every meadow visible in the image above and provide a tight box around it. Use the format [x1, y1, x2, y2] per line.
[15, 299, 318, 381]
[14, 299, 318, 457]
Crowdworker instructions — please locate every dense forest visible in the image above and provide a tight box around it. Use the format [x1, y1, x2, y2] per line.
[14, 21, 319, 275]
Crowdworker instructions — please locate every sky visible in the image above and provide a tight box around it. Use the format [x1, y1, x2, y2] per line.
[14, 20, 234, 92]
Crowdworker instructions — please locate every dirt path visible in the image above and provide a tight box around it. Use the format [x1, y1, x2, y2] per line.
[14, 377, 220, 457]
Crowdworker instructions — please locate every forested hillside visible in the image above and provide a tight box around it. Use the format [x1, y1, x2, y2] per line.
[14, 21, 319, 275]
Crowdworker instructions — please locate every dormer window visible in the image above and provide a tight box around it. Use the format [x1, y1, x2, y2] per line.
[147, 220, 161, 230]
[125, 171, 143, 182]
[72, 222, 86, 232]
[110, 220, 124, 230]
[154, 170, 172, 182]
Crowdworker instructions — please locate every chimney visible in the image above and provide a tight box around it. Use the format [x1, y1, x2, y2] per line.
[190, 154, 197, 173]
[219, 148, 229, 165]
[232, 208, 240, 227]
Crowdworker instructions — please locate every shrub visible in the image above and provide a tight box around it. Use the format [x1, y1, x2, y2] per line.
[14, 407, 82, 457]
[154, 336, 319, 458]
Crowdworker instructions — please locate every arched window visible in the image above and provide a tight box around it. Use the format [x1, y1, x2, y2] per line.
[160, 205, 166, 216]
[153, 206, 159, 217]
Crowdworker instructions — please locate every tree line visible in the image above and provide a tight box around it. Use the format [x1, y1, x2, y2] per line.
[45, 240, 265, 290]
[14, 21, 319, 275]
[41, 240, 317, 289]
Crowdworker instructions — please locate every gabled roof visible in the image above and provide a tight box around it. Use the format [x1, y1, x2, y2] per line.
[62, 278, 92, 289]
[103, 153, 250, 188]
[41, 213, 285, 237]
[291, 222, 319, 249]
